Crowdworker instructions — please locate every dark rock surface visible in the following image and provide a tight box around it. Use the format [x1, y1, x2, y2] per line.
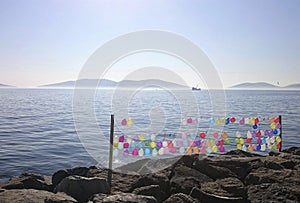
[54, 175, 109, 203]
[0, 189, 77, 203]
[1, 146, 299, 203]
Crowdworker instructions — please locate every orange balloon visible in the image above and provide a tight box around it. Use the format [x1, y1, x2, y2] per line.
[193, 147, 199, 154]
[186, 147, 193, 155]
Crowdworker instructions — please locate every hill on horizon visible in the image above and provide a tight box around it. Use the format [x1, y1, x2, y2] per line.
[0, 83, 15, 88]
[230, 82, 280, 89]
[230, 82, 300, 89]
[39, 79, 188, 89]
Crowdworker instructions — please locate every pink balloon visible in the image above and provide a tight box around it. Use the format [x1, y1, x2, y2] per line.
[121, 119, 127, 126]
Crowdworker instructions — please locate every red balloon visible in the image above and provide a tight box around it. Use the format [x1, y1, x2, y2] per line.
[256, 130, 261, 137]
[255, 118, 259, 124]
[200, 132, 206, 139]
[246, 138, 252, 143]
[230, 117, 236, 123]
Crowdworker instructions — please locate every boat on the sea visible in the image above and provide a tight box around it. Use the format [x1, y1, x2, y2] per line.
[192, 86, 201, 91]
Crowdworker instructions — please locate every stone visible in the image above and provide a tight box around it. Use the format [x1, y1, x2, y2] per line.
[52, 170, 69, 188]
[132, 185, 168, 203]
[245, 167, 293, 185]
[0, 173, 52, 191]
[0, 189, 77, 203]
[200, 177, 246, 198]
[247, 183, 298, 203]
[283, 147, 300, 156]
[130, 174, 170, 194]
[163, 193, 198, 203]
[193, 159, 237, 180]
[54, 175, 109, 203]
[91, 192, 157, 203]
[170, 165, 212, 194]
[224, 150, 262, 157]
[52, 167, 91, 188]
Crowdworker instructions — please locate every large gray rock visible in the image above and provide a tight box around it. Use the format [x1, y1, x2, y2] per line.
[247, 183, 298, 203]
[130, 174, 170, 194]
[52, 167, 90, 187]
[193, 158, 237, 180]
[132, 185, 168, 203]
[54, 175, 109, 203]
[170, 165, 213, 194]
[91, 192, 157, 203]
[0, 189, 77, 203]
[283, 147, 300, 156]
[200, 177, 247, 198]
[0, 173, 53, 191]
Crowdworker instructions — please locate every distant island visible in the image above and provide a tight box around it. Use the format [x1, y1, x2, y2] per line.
[230, 82, 300, 90]
[0, 83, 14, 88]
[39, 79, 188, 89]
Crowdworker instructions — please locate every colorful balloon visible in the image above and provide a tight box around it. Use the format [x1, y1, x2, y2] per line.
[152, 148, 158, 156]
[150, 141, 156, 149]
[121, 119, 127, 126]
[209, 118, 215, 125]
[187, 118, 193, 124]
[237, 144, 242, 150]
[132, 148, 138, 156]
[127, 118, 133, 126]
[200, 132, 206, 139]
[123, 143, 129, 148]
[240, 118, 245, 125]
[230, 117, 236, 123]
[123, 149, 129, 156]
[179, 147, 185, 154]
[270, 122, 276, 130]
[213, 132, 219, 139]
[222, 132, 228, 139]
[236, 131, 241, 138]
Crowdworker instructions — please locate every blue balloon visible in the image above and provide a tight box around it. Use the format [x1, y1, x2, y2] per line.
[226, 118, 230, 125]
[261, 137, 266, 144]
[256, 144, 261, 151]
[273, 129, 278, 135]
[253, 124, 258, 129]
[209, 118, 215, 125]
[144, 148, 151, 155]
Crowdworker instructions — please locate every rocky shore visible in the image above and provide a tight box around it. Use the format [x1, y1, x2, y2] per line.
[1, 147, 300, 203]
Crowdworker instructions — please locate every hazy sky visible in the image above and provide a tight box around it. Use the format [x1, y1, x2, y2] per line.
[0, 0, 299, 87]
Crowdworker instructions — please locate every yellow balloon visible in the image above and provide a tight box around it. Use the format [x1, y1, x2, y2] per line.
[212, 146, 218, 153]
[127, 118, 133, 126]
[216, 118, 221, 125]
[150, 141, 156, 148]
[237, 144, 242, 150]
[240, 138, 245, 145]
[270, 123, 276, 130]
[276, 136, 281, 143]
[139, 134, 146, 142]
[250, 118, 255, 125]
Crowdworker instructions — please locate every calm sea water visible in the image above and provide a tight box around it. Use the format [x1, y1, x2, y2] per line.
[0, 88, 299, 183]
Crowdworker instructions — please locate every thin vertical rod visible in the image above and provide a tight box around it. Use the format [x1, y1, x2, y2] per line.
[279, 115, 282, 152]
[108, 114, 114, 193]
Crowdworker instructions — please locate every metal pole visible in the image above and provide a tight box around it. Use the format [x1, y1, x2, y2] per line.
[279, 115, 282, 152]
[108, 114, 114, 193]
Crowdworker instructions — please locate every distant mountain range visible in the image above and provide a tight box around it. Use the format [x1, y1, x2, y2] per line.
[230, 82, 300, 89]
[39, 79, 188, 89]
[0, 83, 14, 88]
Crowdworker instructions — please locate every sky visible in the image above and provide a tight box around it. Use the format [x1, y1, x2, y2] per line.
[0, 0, 299, 88]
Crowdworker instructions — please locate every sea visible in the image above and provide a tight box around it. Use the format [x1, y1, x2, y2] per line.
[0, 88, 299, 183]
